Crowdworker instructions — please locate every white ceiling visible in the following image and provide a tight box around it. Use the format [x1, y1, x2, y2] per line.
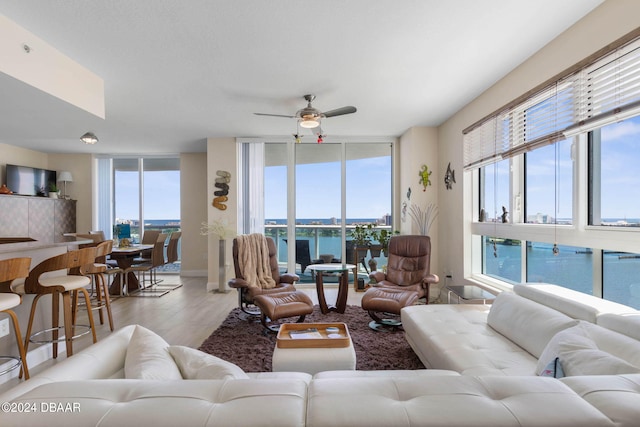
[0, 0, 603, 155]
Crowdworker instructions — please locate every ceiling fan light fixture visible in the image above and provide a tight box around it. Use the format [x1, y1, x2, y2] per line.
[80, 132, 99, 144]
[299, 117, 320, 129]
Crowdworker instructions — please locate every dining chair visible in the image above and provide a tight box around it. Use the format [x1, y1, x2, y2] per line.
[21, 247, 99, 359]
[78, 240, 121, 331]
[125, 233, 169, 297]
[166, 231, 181, 266]
[0, 257, 32, 379]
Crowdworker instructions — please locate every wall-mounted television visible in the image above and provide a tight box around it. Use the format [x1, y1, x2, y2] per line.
[5, 164, 57, 196]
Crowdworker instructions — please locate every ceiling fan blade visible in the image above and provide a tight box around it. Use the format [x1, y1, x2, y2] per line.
[322, 106, 357, 118]
[254, 113, 296, 118]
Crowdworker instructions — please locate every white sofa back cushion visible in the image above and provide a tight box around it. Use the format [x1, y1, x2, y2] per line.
[514, 283, 632, 322]
[487, 292, 578, 359]
[597, 312, 640, 341]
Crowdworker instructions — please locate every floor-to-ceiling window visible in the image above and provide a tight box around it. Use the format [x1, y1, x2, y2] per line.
[106, 156, 181, 271]
[253, 139, 393, 283]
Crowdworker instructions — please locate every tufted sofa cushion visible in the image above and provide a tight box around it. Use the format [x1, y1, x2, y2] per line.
[306, 375, 615, 427]
[402, 303, 538, 375]
[1, 379, 308, 427]
[561, 374, 640, 427]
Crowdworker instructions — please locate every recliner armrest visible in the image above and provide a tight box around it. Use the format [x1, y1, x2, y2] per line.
[370, 271, 386, 283]
[423, 273, 439, 285]
[279, 273, 300, 284]
[228, 278, 250, 289]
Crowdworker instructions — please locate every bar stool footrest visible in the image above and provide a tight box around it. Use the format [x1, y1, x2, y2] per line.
[29, 325, 92, 344]
[0, 356, 21, 376]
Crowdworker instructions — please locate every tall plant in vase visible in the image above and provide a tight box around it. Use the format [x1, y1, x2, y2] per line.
[408, 203, 439, 236]
[201, 219, 236, 293]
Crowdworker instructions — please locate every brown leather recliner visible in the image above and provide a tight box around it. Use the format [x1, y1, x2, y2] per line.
[228, 236, 299, 315]
[362, 235, 439, 330]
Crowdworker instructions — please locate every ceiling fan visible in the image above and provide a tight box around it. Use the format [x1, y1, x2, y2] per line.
[254, 94, 357, 135]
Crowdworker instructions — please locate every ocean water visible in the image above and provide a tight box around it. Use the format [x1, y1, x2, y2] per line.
[486, 241, 640, 309]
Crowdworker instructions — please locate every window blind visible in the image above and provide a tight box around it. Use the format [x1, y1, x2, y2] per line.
[464, 35, 640, 170]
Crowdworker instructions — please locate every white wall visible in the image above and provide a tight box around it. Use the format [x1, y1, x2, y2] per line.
[437, 0, 640, 286]
[206, 137, 238, 292]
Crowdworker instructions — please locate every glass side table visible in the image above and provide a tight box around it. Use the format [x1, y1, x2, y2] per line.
[446, 285, 495, 304]
[306, 263, 355, 314]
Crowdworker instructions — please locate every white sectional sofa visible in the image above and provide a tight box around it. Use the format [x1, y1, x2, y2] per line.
[1, 283, 640, 426]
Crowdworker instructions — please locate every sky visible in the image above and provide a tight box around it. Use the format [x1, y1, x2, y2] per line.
[265, 153, 392, 220]
[115, 170, 180, 220]
[485, 115, 640, 222]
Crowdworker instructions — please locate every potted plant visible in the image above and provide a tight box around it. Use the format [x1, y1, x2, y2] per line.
[351, 223, 376, 248]
[48, 183, 59, 199]
[371, 228, 399, 256]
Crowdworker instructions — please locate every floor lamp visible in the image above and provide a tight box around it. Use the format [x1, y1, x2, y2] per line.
[58, 171, 73, 199]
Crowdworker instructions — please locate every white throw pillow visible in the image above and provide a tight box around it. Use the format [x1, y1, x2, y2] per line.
[168, 345, 249, 380]
[560, 348, 640, 376]
[536, 321, 640, 376]
[535, 327, 595, 375]
[124, 325, 183, 380]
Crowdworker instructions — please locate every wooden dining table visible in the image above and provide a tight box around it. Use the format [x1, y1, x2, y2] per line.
[108, 244, 153, 295]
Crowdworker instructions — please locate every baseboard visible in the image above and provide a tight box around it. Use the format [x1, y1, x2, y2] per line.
[180, 269, 207, 277]
[0, 343, 63, 385]
[206, 282, 231, 293]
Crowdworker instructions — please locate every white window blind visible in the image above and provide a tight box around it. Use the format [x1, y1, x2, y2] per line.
[464, 36, 640, 170]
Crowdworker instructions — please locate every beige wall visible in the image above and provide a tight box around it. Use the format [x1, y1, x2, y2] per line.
[48, 153, 93, 235]
[0, 143, 48, 182]
[180, 152, 208, 276]
[398, 126, 441, 299]
[206, 137, 238, 292]
[437, 0, 640, 285]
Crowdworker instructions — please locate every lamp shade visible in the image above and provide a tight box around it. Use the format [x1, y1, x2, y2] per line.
[58, 171, 73, 182]
[299, 117, 320, 128]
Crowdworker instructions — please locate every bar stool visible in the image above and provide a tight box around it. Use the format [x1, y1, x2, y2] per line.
[0, 257, 31, 380]
[22, 247, 98, 359]
[78, 240, 120, 331]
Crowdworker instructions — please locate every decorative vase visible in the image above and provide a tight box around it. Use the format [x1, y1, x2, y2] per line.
[218, 239, 226, 293]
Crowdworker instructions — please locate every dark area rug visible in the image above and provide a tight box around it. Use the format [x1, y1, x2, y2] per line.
[198, 305, 425, 372]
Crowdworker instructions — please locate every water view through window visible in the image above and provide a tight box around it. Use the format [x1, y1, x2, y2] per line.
[114, 158, 181, 270]
[264, 142, 392, 280]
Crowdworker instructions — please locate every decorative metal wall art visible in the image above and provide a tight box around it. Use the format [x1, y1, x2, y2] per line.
[213, 170, 230, 210]
[418, 165, 432, 191]
[444, 162, 456, 190]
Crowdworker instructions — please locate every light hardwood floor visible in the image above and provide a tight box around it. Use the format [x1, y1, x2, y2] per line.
[0, 274, 364, 394]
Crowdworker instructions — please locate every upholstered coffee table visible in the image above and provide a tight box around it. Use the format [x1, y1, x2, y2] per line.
[272, 323, 356, 374]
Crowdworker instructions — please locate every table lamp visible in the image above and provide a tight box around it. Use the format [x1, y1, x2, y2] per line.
[58, 171, 73, 199]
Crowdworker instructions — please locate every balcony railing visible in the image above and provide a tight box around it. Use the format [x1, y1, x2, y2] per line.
[264, 224, 391, 279]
